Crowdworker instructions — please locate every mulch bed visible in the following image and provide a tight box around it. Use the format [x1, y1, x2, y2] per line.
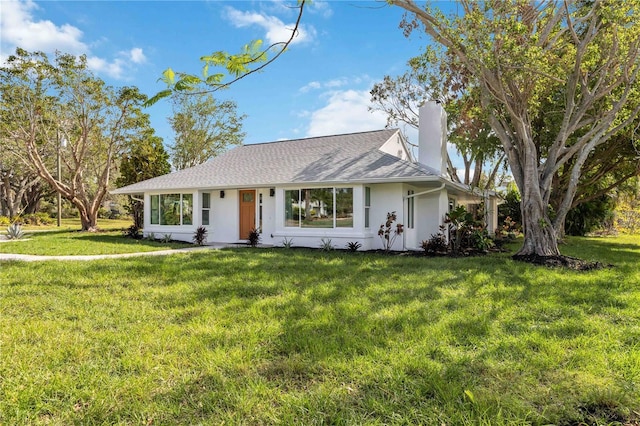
[512, 254, 612, 271]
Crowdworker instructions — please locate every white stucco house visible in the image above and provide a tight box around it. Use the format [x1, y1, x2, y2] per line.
[112, 102, 498, 251]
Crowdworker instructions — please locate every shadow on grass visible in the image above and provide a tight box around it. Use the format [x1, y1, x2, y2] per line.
[8, 240, 634, 424]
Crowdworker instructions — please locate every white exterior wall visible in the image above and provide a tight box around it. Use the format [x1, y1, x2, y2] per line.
[259, 188, 277, 246]
[414, 189, 449, 250]
[368, 183, 406, 251]
[140, 183, 472, 249]
[401, 184, 449, 251]
[209, 189, 239, 243]
[379, 132, 411, 161]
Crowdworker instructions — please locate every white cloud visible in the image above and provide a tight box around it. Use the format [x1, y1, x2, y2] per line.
[305, 89, 388, 137]
[299, 81, 322, 93]
[128, 47, 146, 64]
[0, 0, 87, 54]
[0, 0, 145, 80]
[309, 1, 333, 18]
[224, 6, 315, 46]
[298, 77, 356, 94]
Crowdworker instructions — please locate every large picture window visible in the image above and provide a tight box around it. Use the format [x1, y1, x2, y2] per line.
[149, 193, 193, 226]
[285, 188, 353, 228]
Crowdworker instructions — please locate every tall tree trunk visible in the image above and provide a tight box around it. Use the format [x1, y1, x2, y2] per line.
[131, 199, 143, 229]
[516, 191, 560, 257]
[515, 157, 560, 257]
[77, 205, 99, 232]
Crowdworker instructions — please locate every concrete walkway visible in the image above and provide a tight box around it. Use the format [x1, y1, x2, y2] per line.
[0, 244, 231, 262]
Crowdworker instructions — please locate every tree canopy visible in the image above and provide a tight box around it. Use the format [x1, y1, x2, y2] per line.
[1, 48, 154, 231]
[168, 92, 245, 170]
[393, 0, 640, 258]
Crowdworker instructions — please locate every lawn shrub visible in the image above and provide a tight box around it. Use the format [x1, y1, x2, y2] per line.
[346, 241, 362, 252]
[123, 225, 142, 239]
[5, 223, 24, 240]
[193, 226, 208, 245]
[247, 228, 261, 247]
[421, 227, 448, 254]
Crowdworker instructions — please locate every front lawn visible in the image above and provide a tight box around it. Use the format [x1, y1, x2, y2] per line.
[0, 230, 192, 256]
[1, 236, 639, 425]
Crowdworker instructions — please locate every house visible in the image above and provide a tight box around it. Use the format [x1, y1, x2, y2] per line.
[112, 101, 499, 250]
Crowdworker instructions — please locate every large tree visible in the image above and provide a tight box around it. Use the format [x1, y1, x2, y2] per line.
[168, 92, 245, 170]
[392, 0, 640, 258]
[0, 49, 149, 231]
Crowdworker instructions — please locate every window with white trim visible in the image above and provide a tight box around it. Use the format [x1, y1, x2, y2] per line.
[149, 193, 193, 225]
[285, 188, 353, 228]
[364, 187, 371, 228]
[201, 192, 210, 226]
[407, 190, 415, 229]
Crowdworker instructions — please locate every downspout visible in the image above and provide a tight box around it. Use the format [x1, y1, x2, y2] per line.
[403, 183, 446, 200]
[401, 183, 446, 250]
[131, 195, 144, 203]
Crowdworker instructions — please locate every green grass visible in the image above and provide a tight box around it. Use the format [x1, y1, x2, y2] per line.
[15, 218, 135, 232]
[1, 236, 639, 425]
[0, 230, 192, 255]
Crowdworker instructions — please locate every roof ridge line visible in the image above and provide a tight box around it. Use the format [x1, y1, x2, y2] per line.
[243, 128, 398, 147]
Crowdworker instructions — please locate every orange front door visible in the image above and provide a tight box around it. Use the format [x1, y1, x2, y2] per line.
[239, 190, 256, 240]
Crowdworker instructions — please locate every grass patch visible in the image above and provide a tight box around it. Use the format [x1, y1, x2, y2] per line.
[0, 230, 191, 255]
[14, 217, 135, 232]
[1, 236, 639, 424]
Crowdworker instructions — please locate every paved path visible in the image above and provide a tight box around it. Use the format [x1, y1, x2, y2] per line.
[0, 244, 230, 262]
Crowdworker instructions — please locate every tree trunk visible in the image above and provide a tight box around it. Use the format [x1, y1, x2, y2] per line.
[515, 183, 560, 258]
[74, 201, 99, 232]
[131, 199, 143, 229]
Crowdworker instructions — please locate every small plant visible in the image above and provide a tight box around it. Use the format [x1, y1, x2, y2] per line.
[0, 216, 10, 226]
[421, 228, 448, 255]
[346, 241, 362, 252]
[161, 233, 173, 243]
[470, 228, 495, 252]
[320, 238, 333, 252]
[281, 237, 294, 249]
[123, 225, 142, 239]
[445, 205, 473, 254]
[247, 228, 261, 247]
[378, 211, 404, 253]
[192, 226, 208, 245]
[146, 232, 156, 241]
[6, 223, 25, 240]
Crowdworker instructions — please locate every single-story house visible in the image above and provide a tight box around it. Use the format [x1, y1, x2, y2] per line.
[112, 101, 498, 250]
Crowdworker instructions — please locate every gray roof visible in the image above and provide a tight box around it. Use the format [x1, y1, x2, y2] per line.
[113, 129, 442, 194]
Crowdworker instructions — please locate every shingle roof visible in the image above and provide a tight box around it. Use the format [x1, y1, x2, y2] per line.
[112, 129, 441, 194]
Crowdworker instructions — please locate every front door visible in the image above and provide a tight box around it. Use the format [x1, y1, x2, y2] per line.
[239, 190, 256, 240]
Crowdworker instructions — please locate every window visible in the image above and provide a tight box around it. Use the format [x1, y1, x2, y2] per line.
[259, 192, 263, 232]
[449, 197, 456, 212]
[335, 188, 353, 228]
[364, 187, 371, 228]
[149, 193, 194, 226]
[182, 194, 193, 225]
[285, 187, 353, 229]
[201, 192, 210, 226]
[407, 190, 415, 229]
[150, 194, 159, 225]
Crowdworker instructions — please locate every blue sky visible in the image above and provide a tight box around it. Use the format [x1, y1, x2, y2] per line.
[1, 0, 440, 148]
